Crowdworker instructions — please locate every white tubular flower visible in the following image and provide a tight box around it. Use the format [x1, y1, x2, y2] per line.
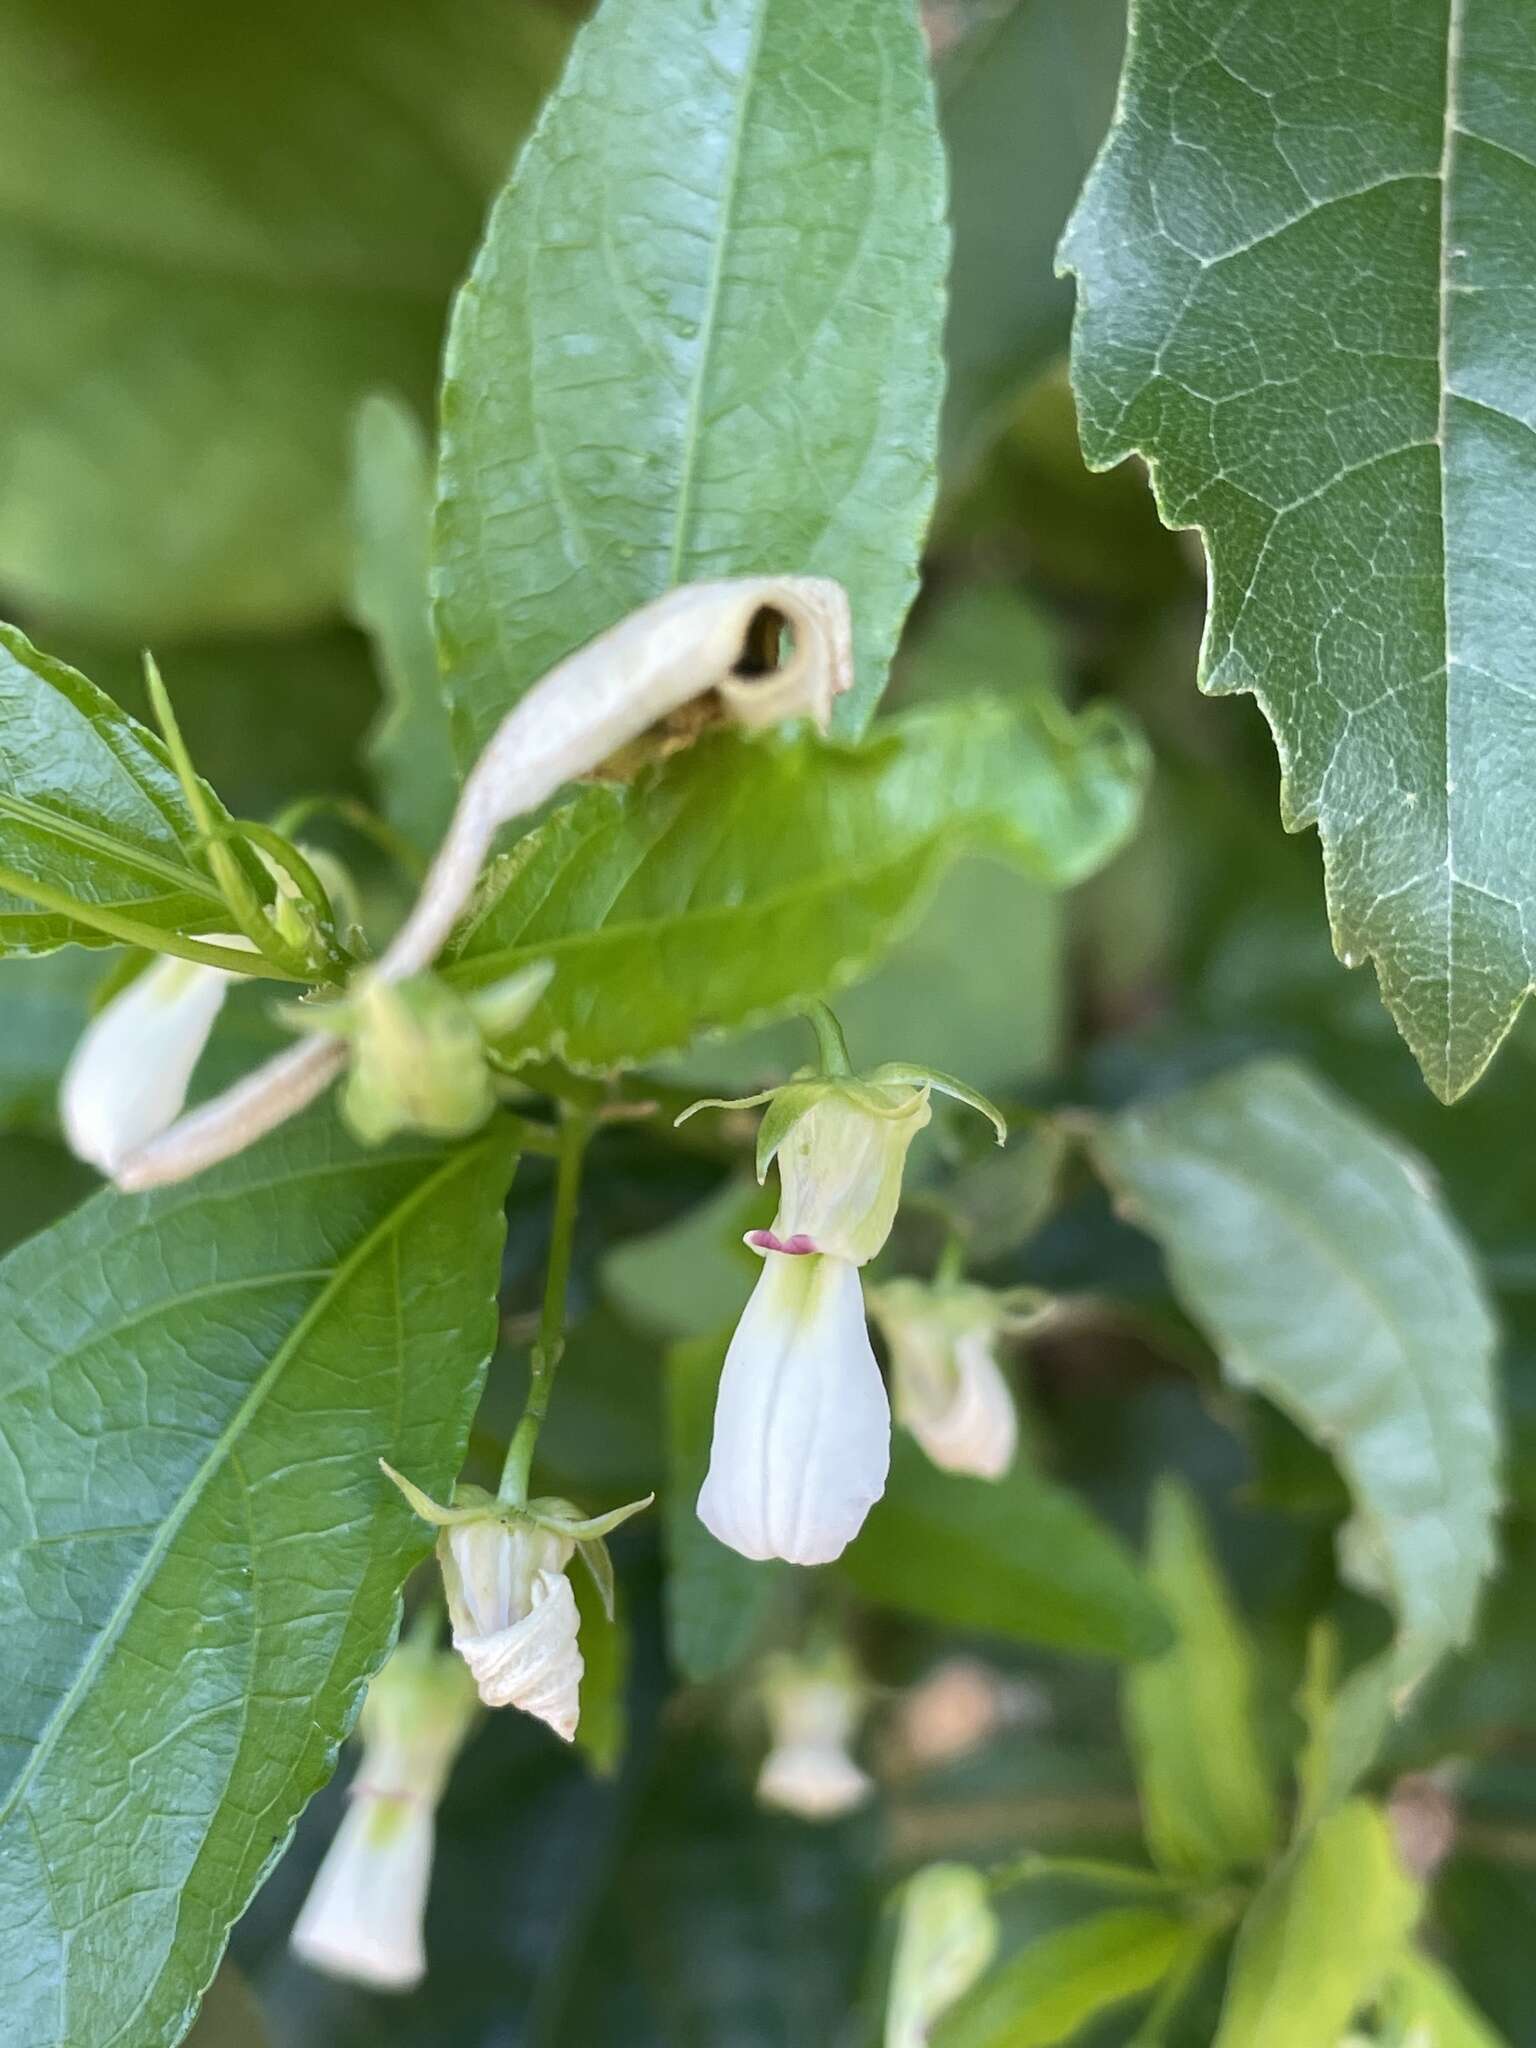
[884, 1864, 998, 2048]
[698, 1249, 890, 1566]
[756, 1651, 873, 1821]
[871, 1278, 1024, 1482]
[59, 939, 255, 1175]
[291, 1638, 477, 1993]
[682, 1021, 1008, 1568]
[437, 1516, 583, 1741]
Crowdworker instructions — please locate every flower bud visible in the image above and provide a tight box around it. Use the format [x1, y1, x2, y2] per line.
[759, 1083, 932, 1266]
[291, 1639, 476, 1992]
[756, 1652, 872, 1821]
[871, 1278, 1020, 1481]
[437, 1514, 583, 1740]
[60, 941, 255, 1175]
[884, 1863, 997, 2048]
[341, 971, 498, 1144]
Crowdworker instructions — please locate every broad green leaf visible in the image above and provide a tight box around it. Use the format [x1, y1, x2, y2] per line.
[1062, 0, 1536, 1101]
[0, 624, 234, 954]
[1214, 1800, 1420, 2048]
[446, 699, 1147, 1071]
[0, 1108, 515, 2048]
[934, 1908, 1188, 2048]
[1126, 1479, 1279, 1880]
[434, 0, 949, 750]
[1384, 1951, 1510, 2048]
[349, 393, 459, 856]
[1089, 1060, 1500, 1700]
[841, 1435, 1170, 1662]
[0, 0, 569, 638]
[938, 0, 1126, 474]
[664, 1328, 790, 1683]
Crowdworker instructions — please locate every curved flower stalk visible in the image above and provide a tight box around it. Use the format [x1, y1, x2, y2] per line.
[59, 937, 257, 1175]
[291, 1636, 477, 1993]
[756, 1649, 873, 1821]
[110, 574, 851, 1192]
[382, 1466, 651, 1740]
[681, 1012, 1006, 1565]
[884, 1863, 998, 2048]
[870, 1277, 1050, 1481]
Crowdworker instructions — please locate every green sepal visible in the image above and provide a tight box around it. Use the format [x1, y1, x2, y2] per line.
[868, 1062, 1007, 1145]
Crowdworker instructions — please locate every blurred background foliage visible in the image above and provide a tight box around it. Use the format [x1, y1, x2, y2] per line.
[2, 1, 1529, 2043]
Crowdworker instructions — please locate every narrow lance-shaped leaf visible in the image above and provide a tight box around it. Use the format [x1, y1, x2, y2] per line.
[434, 0, 949, 749]
[446, 697, 1148, 1072]
[0, 624, 233, 955]
[349, 392, 460, 855]
[1126, 1478, 1280, 1880]
[1062, 0, 1536, 1101]
[1088, 1060, 1501, 1715]
[1213, 1800, 1421, 2048]
[0, 1108, 516, 2048]
[934, 1908, 1190, 2048]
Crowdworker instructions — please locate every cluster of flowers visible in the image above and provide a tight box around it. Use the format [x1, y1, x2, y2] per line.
[52, 579, 1038, 2025]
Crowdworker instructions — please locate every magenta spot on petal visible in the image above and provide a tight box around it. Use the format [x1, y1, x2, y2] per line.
[746, 1229, 819, 1256]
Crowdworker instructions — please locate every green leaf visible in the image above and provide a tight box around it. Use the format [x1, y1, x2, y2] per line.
[0, 624, 238, 955]
[0, 0, 569, 639]
[0, 1107, 515, 2047]
[1088, 1060, 1501, 1701]
[1061, 0, 1536, 1101]
[664, 1328, 790, 1683]
[934, 1908, 1189, 2048]
[1126, 1479, 1279, 1880]
[349, 393, 460, 855]
[434, 0, 949, 750]
[1213, 1800, 1421, 2048]
[840, 1435, 1170, 1662]
[1384, 1951, 1511, 2048]
[938, 0, 1126, 475]
[447, 699, 1147, 1071]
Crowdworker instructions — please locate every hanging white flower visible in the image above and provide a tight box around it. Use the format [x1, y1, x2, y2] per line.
[871, 1277, 1040, 1482]
[681, 1016, 1008, 1567]
[884, 1863, 998, 2048]
[756, 1651, 873, 1821]
[291, 1637, 477, 1993]
[437, 1515, 584, 1740]
[380, 1468, 652, 1743]
[698, 1248, 890, 1565]
[59, 938, 256, 1175]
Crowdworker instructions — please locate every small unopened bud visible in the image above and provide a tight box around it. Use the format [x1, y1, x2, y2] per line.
[756, 1651, 872, 1821]
[884, 1863, 997, 2048]
[871, 1278, 1023, 1481]
[341, 972, 497, 1144]
[437, 1514, 584, 1740]
[291, 1638, 477, 1992]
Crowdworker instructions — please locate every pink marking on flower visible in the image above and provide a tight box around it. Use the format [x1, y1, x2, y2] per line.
[746, 1229, 820, 1256]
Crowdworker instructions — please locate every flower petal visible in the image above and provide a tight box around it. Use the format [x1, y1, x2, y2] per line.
[60, 953, 242, 1174]
[290, 1791, 434, 1992]
[452, 1566, 584, 1739]
[757, 1741, 873, 1820]
[903, 1326, 1017, 1481]
[698, 1252, 889, 1565]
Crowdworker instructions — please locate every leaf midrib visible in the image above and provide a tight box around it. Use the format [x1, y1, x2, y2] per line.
[0, 788, 221, 905]
[0, 1138, 495, 1835]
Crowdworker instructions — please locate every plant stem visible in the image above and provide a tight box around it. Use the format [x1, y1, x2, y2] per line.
[498, 1108, 594, 1505]
[0, 862, 305, 980]
[803, 999, 852, 1075]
